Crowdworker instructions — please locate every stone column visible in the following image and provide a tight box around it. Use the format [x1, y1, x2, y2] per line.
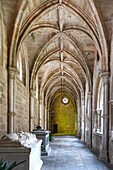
[86, 92, 92, 147]
[37, 99, 40, 126]
[47, 108, 50, 130]
[109, 100, 113, 131]
[85, 112, 88, 143]
[44, 104, 47, 130]
[8, 67, 17, 133]
[39, 98, 42, 126]
[99, 72, 109, 161]
[39, 98, 44, 128]
[77, 106, 81, 138]
[43, 102, 45, 129]
[47, 108, 51, 129]
[81, 94, 85, 141]
[29, 89, 35, 131]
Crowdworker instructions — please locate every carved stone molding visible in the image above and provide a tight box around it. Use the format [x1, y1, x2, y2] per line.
[87, 92, 92, 95]
[99, 71, 110, 78]
[8, 67, 19, 79]
[101, 114, 109, 119]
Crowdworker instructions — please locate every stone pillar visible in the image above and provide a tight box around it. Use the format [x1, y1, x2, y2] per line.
[43, 102, 45, 129]
[86, 92, 92, 147]
[29, 90, 35, 131]
[8, 67, 17, 133]
[85, 112, 88, 143]
[109, 100, 113, 131]
[77, 106, 81, 138]
[44, 104, 47, 130]
[37, 100, 40, 126]
[47, 108, 50, 130]
[99, 72, 109, 161]
[39, 98, 44, 128]
[38, 99, 41, 126]
[81, 94, 85, 141]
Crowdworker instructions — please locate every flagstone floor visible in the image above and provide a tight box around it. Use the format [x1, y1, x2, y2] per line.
[41, 136, 113, 170]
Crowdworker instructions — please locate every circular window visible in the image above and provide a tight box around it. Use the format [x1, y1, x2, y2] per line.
[62, 97, 68, 104]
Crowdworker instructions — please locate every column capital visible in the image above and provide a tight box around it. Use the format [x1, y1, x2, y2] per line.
[30, 89, 35, 97]
[8, 67, 19, 79]
[87, 92, 92, 98]
[96, 109, 102, 114]
[77, 107, 81, 111]
[39, 95, 42, 100]
[99, 71, 110, 78]
[100, 72, 110, 86]
[92, 109, 97, 114]
[108, 100, 113, 104]
[101, 114, 109, 119]
[87, 116, 92, 121]
[45, 103, 47, 109]
[87, 92, 92, 95]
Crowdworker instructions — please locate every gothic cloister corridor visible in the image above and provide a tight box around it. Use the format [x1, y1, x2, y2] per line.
[1, 0, 113, 169]
[41, 136, 113, 170]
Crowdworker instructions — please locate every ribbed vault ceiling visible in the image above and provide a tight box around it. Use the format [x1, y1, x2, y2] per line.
[19, 0, 100, 102]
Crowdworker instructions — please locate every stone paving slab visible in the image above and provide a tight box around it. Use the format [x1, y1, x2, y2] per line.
[41, 136, 113, 170]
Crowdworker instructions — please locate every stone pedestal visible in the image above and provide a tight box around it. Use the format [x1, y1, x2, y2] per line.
[0, 139, 43, 170]
[99, 149, 109, 162]
[31, 130, 51, 156]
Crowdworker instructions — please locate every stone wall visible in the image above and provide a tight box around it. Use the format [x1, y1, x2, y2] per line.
[0, 66, 7, 138]
[15, 78, 29, 132]
[0, 1, 8, 138]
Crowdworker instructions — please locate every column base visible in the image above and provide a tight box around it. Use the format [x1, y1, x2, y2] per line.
[81, 136, 85, 142]
[99, 149, 109, 162]
[86, 140, 92, 148]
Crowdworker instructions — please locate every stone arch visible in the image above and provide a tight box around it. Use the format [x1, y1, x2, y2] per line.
[87, 0, 108, 72]
[9, 0, 28, 67]
[9, 0, 58, 67]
